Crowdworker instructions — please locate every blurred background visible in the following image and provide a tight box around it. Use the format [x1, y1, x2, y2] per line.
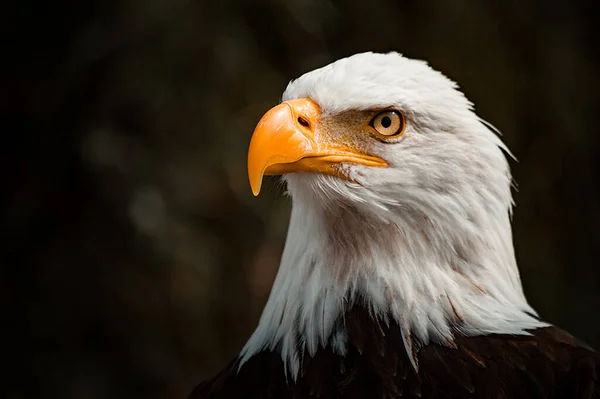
[1, 0, 599, 397]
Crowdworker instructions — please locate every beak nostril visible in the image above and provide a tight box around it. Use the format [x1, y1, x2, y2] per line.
[297, 116, 310, 128]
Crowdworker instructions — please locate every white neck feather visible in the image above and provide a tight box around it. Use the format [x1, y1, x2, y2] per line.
[239, 173, 548, 379]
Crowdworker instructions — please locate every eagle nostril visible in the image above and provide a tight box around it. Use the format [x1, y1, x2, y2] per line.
[297, 116, 310, 128]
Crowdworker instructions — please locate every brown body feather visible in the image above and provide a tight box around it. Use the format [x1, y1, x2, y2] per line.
[191, 306, 599, 399]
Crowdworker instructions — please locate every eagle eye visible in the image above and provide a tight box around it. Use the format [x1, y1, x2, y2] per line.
[370, 110, 405, 138]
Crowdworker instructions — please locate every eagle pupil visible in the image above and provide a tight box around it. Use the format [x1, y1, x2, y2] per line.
[381, 116, 392, 128]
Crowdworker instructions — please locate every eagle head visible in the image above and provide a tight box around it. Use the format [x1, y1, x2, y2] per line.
[249, 52, 509, 217]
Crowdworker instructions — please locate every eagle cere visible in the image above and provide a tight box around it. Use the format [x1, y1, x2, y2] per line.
[191, 52, 599, 399]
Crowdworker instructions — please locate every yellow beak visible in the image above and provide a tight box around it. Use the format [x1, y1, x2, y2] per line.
[247, 98, 387, 196]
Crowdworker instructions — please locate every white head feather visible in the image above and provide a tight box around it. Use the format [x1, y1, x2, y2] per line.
[239, 52, 548, 378]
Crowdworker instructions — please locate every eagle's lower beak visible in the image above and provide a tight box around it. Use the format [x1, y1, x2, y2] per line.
[247, 98, 387, 196]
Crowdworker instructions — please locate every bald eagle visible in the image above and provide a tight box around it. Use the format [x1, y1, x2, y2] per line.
[191, 52, 599, 398]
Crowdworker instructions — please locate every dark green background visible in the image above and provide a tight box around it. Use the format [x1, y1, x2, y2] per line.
[2, 0, 598, 397]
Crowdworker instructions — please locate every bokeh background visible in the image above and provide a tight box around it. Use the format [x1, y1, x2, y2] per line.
[2, 0, 599, 397]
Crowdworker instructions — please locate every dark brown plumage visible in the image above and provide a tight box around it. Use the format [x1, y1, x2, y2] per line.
[191, 306, 599, 399]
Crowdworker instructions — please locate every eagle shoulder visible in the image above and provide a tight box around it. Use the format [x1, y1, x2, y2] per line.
[191, 308, 599, 399]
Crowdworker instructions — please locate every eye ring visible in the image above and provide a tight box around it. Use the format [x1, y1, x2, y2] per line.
[369, 110, 405, 138]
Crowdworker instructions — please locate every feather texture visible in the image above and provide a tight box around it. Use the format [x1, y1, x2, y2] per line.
[191, 306, 600, 399]
[239, 53, 547, 378]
